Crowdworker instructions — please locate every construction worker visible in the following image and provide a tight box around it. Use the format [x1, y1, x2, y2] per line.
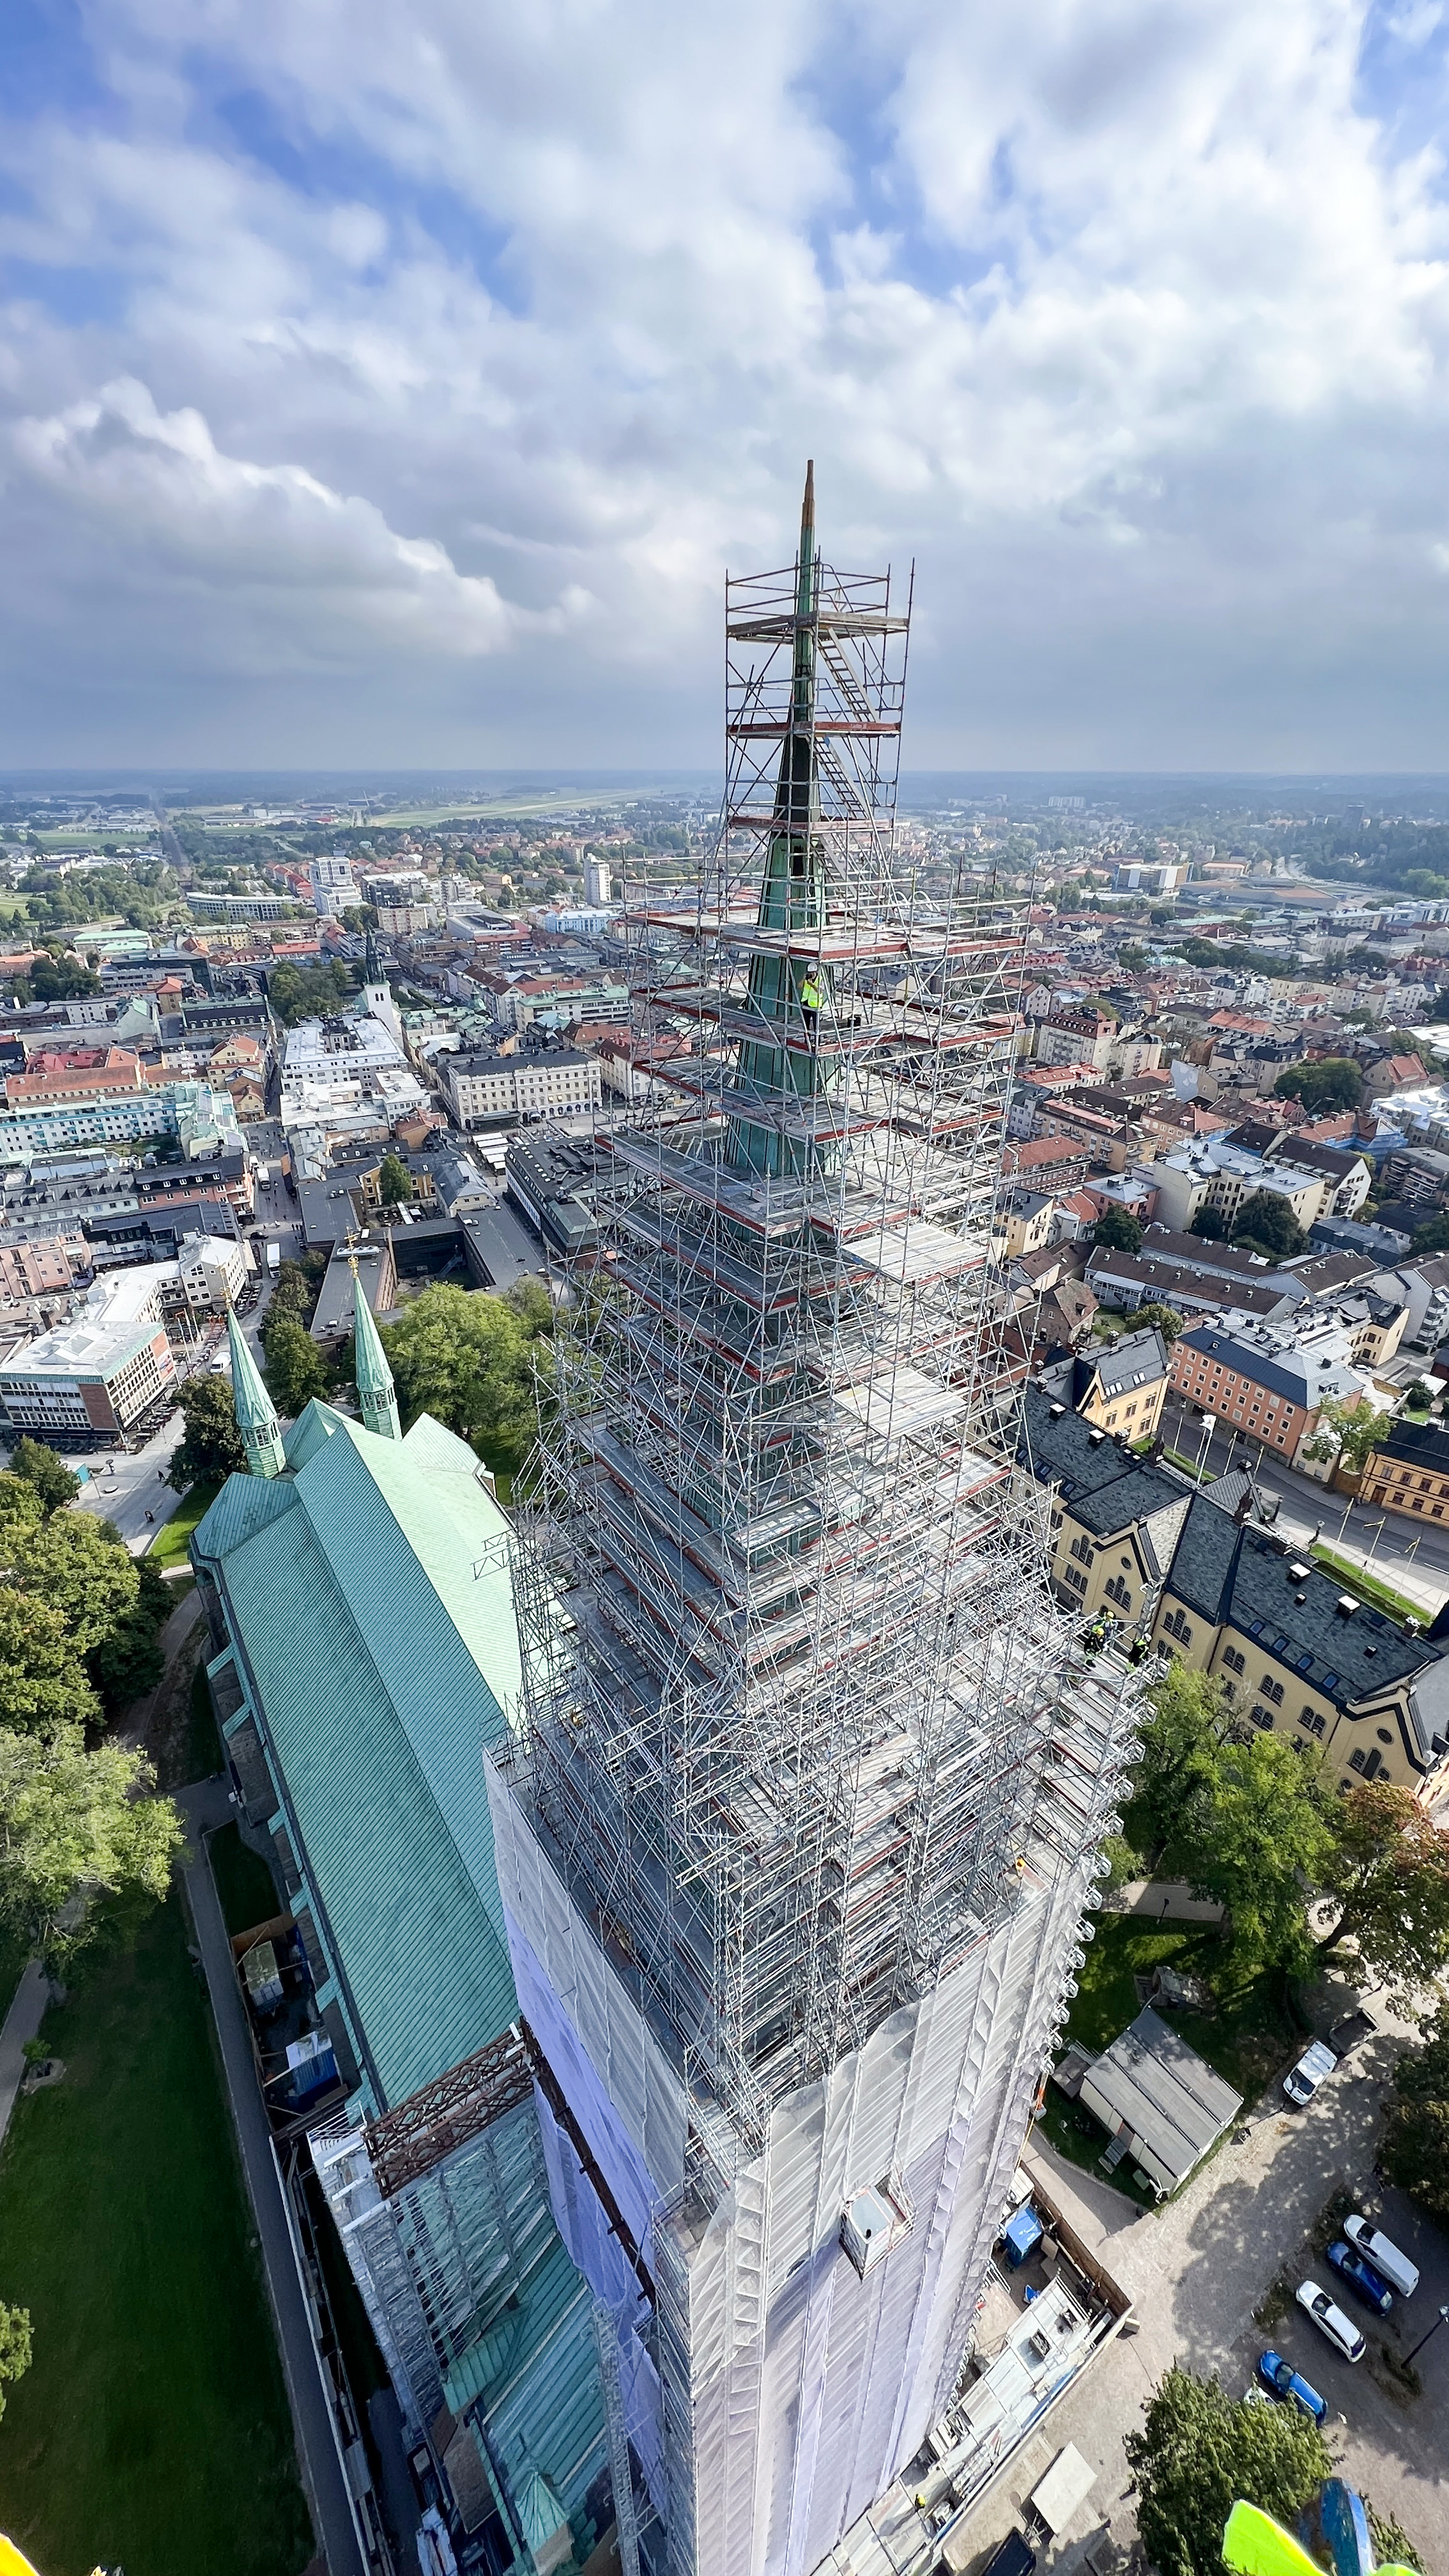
[799, 969, 824, 1044]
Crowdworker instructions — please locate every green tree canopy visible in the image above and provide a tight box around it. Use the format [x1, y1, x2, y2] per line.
[1184, 1732, 1332, 1977]
[1123, 1301, 1183, 1343]
[380, 1283, 538, 1468]
[1231, 1190, 1308, 1261]
[1091, 1204, 1143, 1254]
[263, 1315, 329, 1418]
[8, 1439, 79, 1515]
[1318, 1782, 1449, 1999]
[376, 1151, 412, 1208]
[1382, 2004, 1449, 2225]
[1301, 1397, 1386, 1478]
[88, 1555, 171, 1719]
[1188, 1205, 1228, 1241]
[0, 2303, 32, 2424]
[0, 1491, 139, 1653]
[0, 1591, 98, 1735]
[169, 1374, 247, 1491]
[1125, 2366, 1333, 2576]
[0, 1722, 183, 1962]
[1273, 1057, 1363, 1115]
[1122, 1660, 1229, 1862]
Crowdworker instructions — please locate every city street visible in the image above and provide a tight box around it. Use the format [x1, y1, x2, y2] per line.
[1154, 1390, 1449, 1611]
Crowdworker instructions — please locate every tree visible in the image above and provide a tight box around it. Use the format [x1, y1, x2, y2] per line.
[1091, 1205, 1143, 1255]
[1183, 1733, 1332, 1977]
[380, 1284, 537, 1468]
[0, 2303, 31, 2424]
[88, 1555, 171, 1719]
[169, 1374, 247, 1491]
[1273, 1057, 1363, 1115]
[1301, 1395, 1384, 1478]
[1123, 1661, 1229, 1862]
[0, 1492, 139, 1653]
[1317, 1782, 1449, 1998]
[1231, 1190, 1308, 1261]
[0, 1722, 183, 1963]
[506, 1277, 557, 1338]
[376, 1151, 413, 1209]
[1123, 1301, 1183, 1343]
[1382, 2005, 1449, 2223]
[0, 1591, 98, 1735]
[1126, 2366, 1333, 2576]
[263, 1315, 329, 1417]
[8, 1438, 79, 1515]
[1189, 1205, 1228, 1241]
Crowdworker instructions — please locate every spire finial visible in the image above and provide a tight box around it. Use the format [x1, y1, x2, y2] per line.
[801, 459, 815, 539]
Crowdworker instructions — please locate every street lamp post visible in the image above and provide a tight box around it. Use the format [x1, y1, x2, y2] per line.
[1405, 2302, 1449, 2366]
[1365, 1515, 1388, 1569]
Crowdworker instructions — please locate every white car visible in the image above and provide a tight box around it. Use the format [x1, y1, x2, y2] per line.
[1344, 2215, 1419, 2299]
[1283, 2041, 1337, 2107]
[1296, 2279, 1366, 2363]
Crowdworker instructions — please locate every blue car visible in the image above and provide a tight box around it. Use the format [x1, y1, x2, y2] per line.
[1256, 2350, 1328, 2422]
[1326, 2240, 1393, 2317]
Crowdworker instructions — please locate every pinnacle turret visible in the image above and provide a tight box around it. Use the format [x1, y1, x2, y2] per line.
[351, 1264, 401, 1441]
[227, 1307, 286, 1478]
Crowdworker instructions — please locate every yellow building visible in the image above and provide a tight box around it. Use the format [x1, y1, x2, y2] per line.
[1018, 1387, 1191, 1627]
[1149, 1497, 1449, 1800]
[1037, 1324, 1172, 1445]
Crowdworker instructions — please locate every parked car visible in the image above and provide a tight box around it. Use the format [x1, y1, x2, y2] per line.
[1255, 2350, 1327, 2421]
[1283, 2040, 1338, 2106]
[1344, 2214, 1419, 2299]
[1326, 2240, 1393, 2317]
[1295, 2280, 1367, 2362]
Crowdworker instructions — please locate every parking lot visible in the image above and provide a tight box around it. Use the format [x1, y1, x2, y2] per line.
[957, 2021, 1447, 2573]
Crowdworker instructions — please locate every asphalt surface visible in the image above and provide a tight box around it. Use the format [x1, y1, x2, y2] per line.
[1156, 1390, 1449, 1601]
[961, 2014, 1448, 2575]
[180, 1779, 365, 2576]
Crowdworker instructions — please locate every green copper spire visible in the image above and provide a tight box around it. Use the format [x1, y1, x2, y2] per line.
[351, 1259, 401, 1440]
[227, 1307, 286, 1478]
[727, 459, 830, 1179]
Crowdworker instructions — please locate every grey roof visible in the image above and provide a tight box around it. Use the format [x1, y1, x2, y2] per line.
[1085, 1247, 1294, 1322]
[1017, 1386, 1185, 1539]
[1092, 1326, 1170, 1400]
[1138, 1224, 1281, 1282]
[1163, 1495, 1441, 1733]
[1174, 1317, 1363, 1409]
[461, 1204, 549, 1291]
[1367, 1416, 1449, 1475]
[1085, 2007, 1242, 2185]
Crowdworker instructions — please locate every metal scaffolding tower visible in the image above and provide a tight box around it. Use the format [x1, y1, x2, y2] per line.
[489, 467, 1142, 2576]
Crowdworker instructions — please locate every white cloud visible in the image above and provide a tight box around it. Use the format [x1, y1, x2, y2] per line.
[1, 0, 1449, 762]
[10, 375, 588, 670]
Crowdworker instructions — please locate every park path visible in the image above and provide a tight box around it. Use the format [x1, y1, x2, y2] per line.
[0, 1964, 50, 2157]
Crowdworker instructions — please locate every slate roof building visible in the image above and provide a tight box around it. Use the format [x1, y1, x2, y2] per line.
[1017, 1387, 1191, 1627]
[191, 1363, 608, 2572]
[1151, 1495, 1449, 1798]
[1036, 1324, 1171, 1443]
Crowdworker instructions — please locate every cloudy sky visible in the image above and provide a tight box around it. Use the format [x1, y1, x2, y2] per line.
[3, 0, 1449, 772]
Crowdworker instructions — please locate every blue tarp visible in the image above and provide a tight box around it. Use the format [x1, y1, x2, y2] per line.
[1002, 2206, 1043, 2266]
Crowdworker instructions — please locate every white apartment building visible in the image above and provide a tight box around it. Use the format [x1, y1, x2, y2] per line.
[583, 854, 612, 906]
[1146, 1138, 1331, 1237]
[309, 854, 358, 916]
[444, 1049, 602, 1131]
[0, 1269, 177, 1447]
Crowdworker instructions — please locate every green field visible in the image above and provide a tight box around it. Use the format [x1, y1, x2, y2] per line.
[148, 1479, 222, 1568]
[0, 1894, 312, 2576]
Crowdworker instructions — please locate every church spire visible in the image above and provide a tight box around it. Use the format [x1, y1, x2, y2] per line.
[351, 1258, 401, 1441]
[227, 1307, 286, 1478]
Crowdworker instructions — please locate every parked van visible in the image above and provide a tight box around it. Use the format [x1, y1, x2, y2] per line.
[1283, 2040, 1337, 2107]
[1344, 2214, 1419, 2299]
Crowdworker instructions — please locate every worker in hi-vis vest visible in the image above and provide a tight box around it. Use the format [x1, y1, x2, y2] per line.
[799, 969, 824, 1027]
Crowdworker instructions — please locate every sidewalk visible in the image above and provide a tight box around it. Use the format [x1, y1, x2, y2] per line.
[1102, 1880, 1223, 1924]
[0, 1962, 49, 2156]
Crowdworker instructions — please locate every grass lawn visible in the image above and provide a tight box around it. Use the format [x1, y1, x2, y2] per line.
[1039, 1915, 1299, 2200]
[1310, 1542, 1425, 1627]
[208, 1823, 281, 1940]
[182, 1655, 222, 1788]
[147, 1478, 222, 1569]
[0, 1893, 312, 2576]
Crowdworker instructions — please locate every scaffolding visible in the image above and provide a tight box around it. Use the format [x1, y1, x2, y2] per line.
[497, 467, 1141, 2576]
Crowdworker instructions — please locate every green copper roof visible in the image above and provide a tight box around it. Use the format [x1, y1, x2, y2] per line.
[351, 1273, 401, 1439]
[194, 1409, 522, 2104]
[227, 1307, 279, 1438]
